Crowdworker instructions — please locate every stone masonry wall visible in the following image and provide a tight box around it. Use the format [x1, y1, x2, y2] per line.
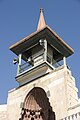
[0, 105, 7, 120]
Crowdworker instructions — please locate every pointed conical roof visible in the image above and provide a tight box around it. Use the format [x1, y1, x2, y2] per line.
[37, 8, 46, 31]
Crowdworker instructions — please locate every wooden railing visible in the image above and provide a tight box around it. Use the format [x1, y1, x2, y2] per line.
[19, 53, 63, 74]
[60, 112, 80, 120]
[19, 63, 32, 73]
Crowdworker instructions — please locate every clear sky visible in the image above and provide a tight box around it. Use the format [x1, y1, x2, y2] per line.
[0, 0, 80, 104]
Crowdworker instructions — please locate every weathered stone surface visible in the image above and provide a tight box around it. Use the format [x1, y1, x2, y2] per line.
[0, 105, 7, 120]
[0, 66, 79, 120]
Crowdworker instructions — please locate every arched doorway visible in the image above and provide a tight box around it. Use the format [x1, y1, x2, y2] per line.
[19, 87, 55, 120]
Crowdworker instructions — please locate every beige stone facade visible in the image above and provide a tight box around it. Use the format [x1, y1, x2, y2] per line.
[0, 105, 7, 120]
[0, 65, 80, 120]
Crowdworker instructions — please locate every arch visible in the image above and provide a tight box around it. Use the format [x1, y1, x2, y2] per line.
[19, 87, 55, 120]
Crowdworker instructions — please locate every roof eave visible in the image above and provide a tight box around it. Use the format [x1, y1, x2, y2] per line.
[9, 25, 74, 57]
[46, 25, 74, 55]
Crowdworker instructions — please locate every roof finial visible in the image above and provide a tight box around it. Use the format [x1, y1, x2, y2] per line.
[40, 8, 44, 13]
[37, 8, 46, 31]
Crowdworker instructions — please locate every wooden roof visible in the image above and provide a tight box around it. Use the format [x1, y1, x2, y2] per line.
[9, 9, 74, 58]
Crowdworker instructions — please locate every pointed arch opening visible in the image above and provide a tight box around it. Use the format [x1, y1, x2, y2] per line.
[19, 87, 55, 120]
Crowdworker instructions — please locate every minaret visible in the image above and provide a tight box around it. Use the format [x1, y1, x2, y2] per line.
[10, 9, 73, 86]
[9, 9, 79, 120]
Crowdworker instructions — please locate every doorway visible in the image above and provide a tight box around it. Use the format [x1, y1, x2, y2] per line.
[19, 87, 55, 120]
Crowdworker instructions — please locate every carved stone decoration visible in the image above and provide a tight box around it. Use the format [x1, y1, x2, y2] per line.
[19, 87, 55, 120]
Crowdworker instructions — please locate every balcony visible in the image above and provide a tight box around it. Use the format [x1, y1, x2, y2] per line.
[18, 53, 63, 75]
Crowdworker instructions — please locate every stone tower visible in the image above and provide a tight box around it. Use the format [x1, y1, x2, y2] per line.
[7, 9, 79, 120]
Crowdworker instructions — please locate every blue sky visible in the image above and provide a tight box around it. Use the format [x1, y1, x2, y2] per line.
[0, 0, 80, 104]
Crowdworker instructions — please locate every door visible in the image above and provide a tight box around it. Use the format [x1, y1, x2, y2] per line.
[19, 87, 55, 120]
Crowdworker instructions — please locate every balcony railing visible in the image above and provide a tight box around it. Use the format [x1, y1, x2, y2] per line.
[47, 53, 62, 68]
[19, 53, 63, 74]
[60, 112, 80, 120]
[19, 63, 32, 73]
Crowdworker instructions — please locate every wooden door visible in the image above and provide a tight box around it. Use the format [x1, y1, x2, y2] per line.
[19, 87, 55, 120]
